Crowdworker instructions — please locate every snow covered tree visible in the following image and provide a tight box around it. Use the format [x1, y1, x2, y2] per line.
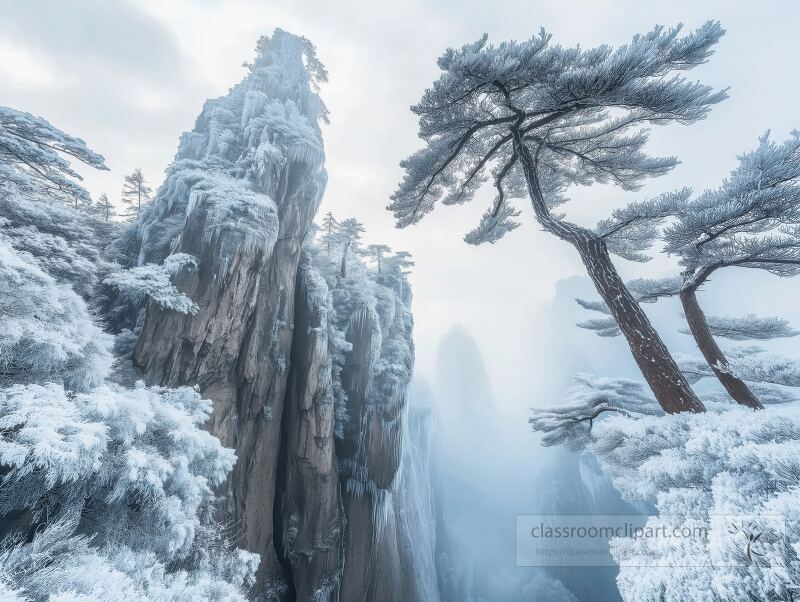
[532, 371, 800, 601]
[0, 189, 118, 299]
[364, 243, 391, 273]
[0, 381, 258, 600]
[384, 250, 413, 278]
[92, 192, 115, 221]
[121, 168, 152, 218]
[0, 105, 107, 205]
[530, 373, 662, 449]
[337, 217, 364, 277]
[666, 132, 800, 409]
[579, 132, 800, 409]
[103, 253, 199, 315]
[390, 23, 729, 413]
[0, 238, 113, 392]
[319, 211, 340, 255]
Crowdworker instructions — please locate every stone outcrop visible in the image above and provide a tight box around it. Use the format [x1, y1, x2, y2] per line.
[123, 29, 420, 601]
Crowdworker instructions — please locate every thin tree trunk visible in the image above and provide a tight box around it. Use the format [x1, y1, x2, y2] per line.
[679, 286, 763, 409]
[340, 240, 350, 278]
[511, 124, 705, 414]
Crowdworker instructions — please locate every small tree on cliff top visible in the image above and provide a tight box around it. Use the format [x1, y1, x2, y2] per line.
[390, 23, 729, 413]
[319, 211, 340, 255]
[338, 217, 365, 277]
[365, 243, 391, 273]
[121, 167, 152, 218]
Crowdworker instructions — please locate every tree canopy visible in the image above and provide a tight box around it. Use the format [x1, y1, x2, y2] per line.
[389, 22, 727, 245]
[0, 105, 107, 205]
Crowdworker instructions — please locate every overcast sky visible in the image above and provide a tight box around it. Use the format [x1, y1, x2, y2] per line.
[2, 0, 799, 404]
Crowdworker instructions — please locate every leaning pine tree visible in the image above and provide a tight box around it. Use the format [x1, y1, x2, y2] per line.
[578, 132, 800, 409]
[389, 23, 730, 413]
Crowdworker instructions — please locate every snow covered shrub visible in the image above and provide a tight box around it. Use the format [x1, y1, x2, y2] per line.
[0, 382, 257, 600]
[1, 96, 255, 601]
[0, 192, 118, 299]
[595, 404, 800, 601]
[0, 239, 113, 392]
[103, 255, 199, 315]
[532, 374, 800, 601]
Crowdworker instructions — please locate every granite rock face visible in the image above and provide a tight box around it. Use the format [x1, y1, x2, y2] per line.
[123, 30, 421, 601]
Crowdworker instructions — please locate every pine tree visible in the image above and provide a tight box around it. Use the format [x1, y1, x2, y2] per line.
[121, 168, 152, 218]
[390, 23, 728, 413]
[0, 105, 108, 205]
[577, 132, 800, 409]
[93, 192, 115, 221]
[365, 243, 391, 273]
[319, 211, 340, 255]
[338, 217, 365, 278]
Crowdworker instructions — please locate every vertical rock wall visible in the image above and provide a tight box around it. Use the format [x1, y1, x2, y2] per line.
[125, 29, 423, 601]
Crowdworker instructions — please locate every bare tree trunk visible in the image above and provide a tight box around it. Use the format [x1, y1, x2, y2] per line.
[511, 124, 705, 414]
[679, 286, 763, 409]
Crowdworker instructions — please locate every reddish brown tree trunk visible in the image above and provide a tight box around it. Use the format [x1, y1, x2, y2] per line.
[575, 235, 705, 413]
[511, 124, 705, 414]
[679, 286, 763, 409]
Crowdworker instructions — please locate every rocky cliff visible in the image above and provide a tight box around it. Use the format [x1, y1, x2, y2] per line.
[109, 30, 418, 601]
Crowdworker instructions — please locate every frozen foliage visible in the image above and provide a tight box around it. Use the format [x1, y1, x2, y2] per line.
[0, 105, 107, 205]
[533, 370, 800, 600]
[91, 193, 115, 221]
[104, 257, 199, 315]
[0, 239, 113, 392]
[576, 276, 681, 337]
[595, 190, 690, 263]
[575, 317, 620, 338]
[0, 191, 118, 298]
[0, 382, 257, 600]
[1, 101, 257, 600]
[664, 131, 800, 282]
[130, 29, 326, 269]
[592, 404, 800, 601]
[678, 314, 800, 341]
[336, 218, 365, 277]
[529, 374, 661, 450]
[121, 168, 153, 218]
[390, 22, 726, 242]
[364, 244, 391, 273]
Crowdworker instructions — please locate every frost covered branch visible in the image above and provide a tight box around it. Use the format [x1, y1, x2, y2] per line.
[678, 314, 799, 340]
[0, 105, 107, 205]
[530, 374, 661, 449]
